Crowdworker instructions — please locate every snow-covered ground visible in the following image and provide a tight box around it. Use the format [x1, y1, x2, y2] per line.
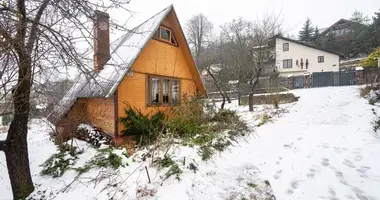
[1, 86, 380, 200]
[224, 86, 380, 200]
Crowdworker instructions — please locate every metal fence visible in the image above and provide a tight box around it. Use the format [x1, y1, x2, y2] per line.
[311, 71, 355, 88]
[293, 76, 305, 89]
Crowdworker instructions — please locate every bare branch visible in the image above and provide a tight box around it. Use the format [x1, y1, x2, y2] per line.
[26, 0, 52, 54]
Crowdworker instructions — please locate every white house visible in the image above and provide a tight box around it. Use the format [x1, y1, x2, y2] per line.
[272, 36, 342, 77]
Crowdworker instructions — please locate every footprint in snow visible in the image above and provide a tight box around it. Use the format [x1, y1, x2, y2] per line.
[355, 155, 363, 161]
[360, 166, 371, 171]
[321, 158, 330, 167]
[330, 166, 348, 185]
[286, 188, 294, 195]
[352, 186, 370, 200]
[290, 180, 299, 189]
[345, 195, 355, 200]
[274, 169, 282, 179]
[343, 159, 356, 168]
[321, 143, 330, 148]
[284, 142, 293, 149]
[328, 187, 340, 200]
[356, 168, 368, 178]
[306, 168, 316, 179]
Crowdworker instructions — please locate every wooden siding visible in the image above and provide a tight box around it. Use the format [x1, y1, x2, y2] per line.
[117, 38, 197, 135]
[86, 98, 115, 135]
[56, 99, 87, 140]
[56, 97, 115, 138]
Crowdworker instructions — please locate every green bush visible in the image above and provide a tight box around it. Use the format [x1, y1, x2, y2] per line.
[213, 109, 238, 123]
[120, 104, 165, 145]
[166, 97, 205, 138]
[90, 148, 127, 169]
[188, 133, 214, 146]
[361, 47, 380, 67]
[155, 155, 175, 168]
[198, 145, 214, 161]
[75, 148, 128, 174]
[40, 150, 81, 177]
[164, 163, 182, 180]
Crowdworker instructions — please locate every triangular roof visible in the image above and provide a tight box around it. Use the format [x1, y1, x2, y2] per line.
[319, 18, 365, 35]
[271, 35, 344, 57]
[47, 5, 206, 125]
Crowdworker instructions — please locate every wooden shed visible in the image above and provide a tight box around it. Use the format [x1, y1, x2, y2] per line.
[47, 5, 206, 145]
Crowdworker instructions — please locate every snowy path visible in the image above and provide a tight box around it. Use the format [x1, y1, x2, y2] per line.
[207, 86, 380, 200]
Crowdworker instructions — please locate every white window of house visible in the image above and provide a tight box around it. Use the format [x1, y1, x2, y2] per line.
[283, 59, 293, 68]
[283, 43, 289, 51]
[147, 76, 180, 106]
[318, 56, 324, 63]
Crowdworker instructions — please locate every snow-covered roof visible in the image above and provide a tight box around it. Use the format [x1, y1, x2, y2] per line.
[340, 57, 366, 64]
[47, 5, 173, 125]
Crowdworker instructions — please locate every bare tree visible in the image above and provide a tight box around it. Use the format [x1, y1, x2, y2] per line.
[221, 18, 254, 107]
[248, 13, 282, 111]
[0, 1, 132, 198]
[220, 14, 282, 111]
[199, 39, 231, 109]
[185, 13, 213, 67]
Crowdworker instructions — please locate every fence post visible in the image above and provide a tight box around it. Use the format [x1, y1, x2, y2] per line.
[287, 76, 294, 90]
[355, 67, 364, 85]
[304, 74, 311, 88]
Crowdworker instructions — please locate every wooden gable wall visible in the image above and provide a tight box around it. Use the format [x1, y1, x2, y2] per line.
[116, 10, 199, 136]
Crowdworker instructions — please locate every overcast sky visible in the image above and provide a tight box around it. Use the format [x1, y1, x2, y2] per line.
[114, 0, 379, 38]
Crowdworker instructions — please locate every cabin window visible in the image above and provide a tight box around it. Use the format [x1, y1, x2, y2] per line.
[172, 80, 180, 105]
[283, 59, 293, 68]
[147, 75, 180, 106]
[162, 79, 170, 104]
[318, 56, 324, 63]
[153, 25, 177, 46]
[283, 43, 289, 51]
[151, 77, 161, 104]
[161, 27, 171, 41]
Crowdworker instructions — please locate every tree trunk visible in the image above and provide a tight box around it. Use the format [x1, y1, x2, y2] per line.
[4, 119, 34, 199]
[221, 95, 226, 109]
[3, 54, 34, 198]
[248, 92, 254, 111]
[237, 82, 241, 106]
[223, 90, 232, 103]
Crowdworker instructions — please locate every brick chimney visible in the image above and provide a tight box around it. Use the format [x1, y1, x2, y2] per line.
[93, 10, 110, 73]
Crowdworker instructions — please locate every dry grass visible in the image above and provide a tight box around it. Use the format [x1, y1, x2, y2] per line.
[359, 84, 380, 98]
[360, 86, 373, 97]
[241, 93, 299, 106]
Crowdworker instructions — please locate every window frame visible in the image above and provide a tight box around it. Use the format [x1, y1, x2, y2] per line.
[283, 59, 293, 68]
[283, 43, 289, 51]
[160, 26, 171, 42]
[152, 25, 178, 47]
[318, 56, 324, 63]
[147, 75, 181, 107]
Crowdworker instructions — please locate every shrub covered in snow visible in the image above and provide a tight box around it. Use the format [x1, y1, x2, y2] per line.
[74, 148, 129, 175]
[77, 124, 111, 148]
[40, 145, 82, 177]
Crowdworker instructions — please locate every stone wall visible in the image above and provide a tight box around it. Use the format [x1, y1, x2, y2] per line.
[355, 68, 380, 85]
